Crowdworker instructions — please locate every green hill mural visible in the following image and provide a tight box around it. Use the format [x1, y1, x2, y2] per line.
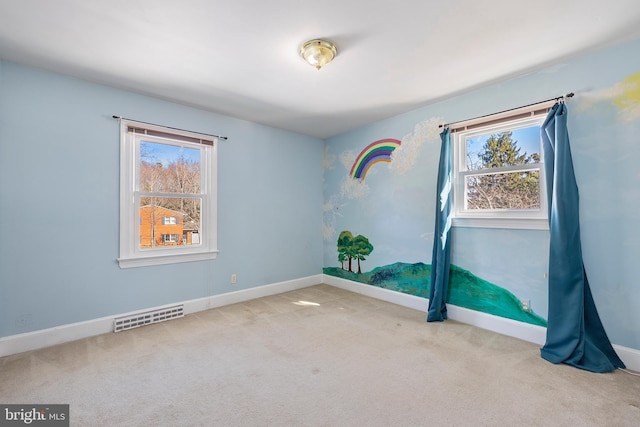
[323, 262, 547, 327]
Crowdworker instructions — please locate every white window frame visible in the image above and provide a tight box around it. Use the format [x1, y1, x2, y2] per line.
[451, 104, 552, 230]
[118, 119, 218, 268]
[162, 234, 180, 243]
[162, 216, 178, 225]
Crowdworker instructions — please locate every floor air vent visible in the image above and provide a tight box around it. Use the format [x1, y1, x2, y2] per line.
[113, 305, 184, 332]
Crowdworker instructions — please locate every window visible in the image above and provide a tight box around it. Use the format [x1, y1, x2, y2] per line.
[162, 234, 179, 243]
[452, 105, 551, 230]
[162, 216, 178, 225]
[118, 119, 218, 268]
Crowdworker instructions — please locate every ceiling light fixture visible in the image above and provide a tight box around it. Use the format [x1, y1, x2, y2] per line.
[300, 39, 337, 70]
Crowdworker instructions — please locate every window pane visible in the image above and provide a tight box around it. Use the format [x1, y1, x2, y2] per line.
[465, 170, 540, 210]
[139, 140, 201, 194]
[139, 198, 202, 248]
[162, 216, 178, 225]
[466, 126, 541, 171]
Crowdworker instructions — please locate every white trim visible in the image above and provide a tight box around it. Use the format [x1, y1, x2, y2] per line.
[322, 274, 545, 343]
[452, 217, 549, 230]
[613, 345, 640, 373]
[322, 274, 640, 372]
[451, 114, 548, 230]
[323, 274, 429, 311]
[0, 275, 322, 358]
[0, 315, 116, 359]
[181, 275, 322, 314]
[2, 274, 638, 373]
[117, 250, 218, 268]
[118, 118, 219, 268]
[447, 303, 547, 345]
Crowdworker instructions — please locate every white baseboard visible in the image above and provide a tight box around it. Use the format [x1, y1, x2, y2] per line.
[181, 274, 322, 314]
[0, 275, 322, 358]
[322, 274, 640, 373]
[613, 345, 640, 373]
[324, 273, 430, 312]
[3, 273, 638, 373]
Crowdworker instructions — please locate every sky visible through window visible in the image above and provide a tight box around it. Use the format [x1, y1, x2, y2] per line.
[465, 125, 540, 169]
[140, 140, 201, 166]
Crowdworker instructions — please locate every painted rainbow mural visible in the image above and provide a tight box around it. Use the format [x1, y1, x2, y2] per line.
[349, 138, 402, 181]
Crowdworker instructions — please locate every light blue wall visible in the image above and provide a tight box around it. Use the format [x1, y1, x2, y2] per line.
[323, 38, 640, 351]
[0, 61, 324, 338]
[3, 38, 639, 352]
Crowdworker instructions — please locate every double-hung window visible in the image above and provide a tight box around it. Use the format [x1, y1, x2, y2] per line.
[452, 104, 552, 230]
[161, 234, 180, 243]
[118, 119, 218, 268]
[162, 216, 178, 225]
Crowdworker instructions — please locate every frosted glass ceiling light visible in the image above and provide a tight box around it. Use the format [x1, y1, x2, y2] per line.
[300, 39, 337, 70]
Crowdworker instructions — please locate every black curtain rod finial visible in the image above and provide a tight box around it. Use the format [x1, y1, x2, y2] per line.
[558, 92, 574, 102]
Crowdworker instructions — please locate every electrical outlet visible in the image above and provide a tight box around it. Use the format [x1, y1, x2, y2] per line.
[520, 299, 531, 312]
[231, 274, 237, 284]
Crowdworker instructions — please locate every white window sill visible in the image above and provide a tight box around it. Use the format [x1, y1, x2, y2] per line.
[118, 250, 218, 268]
[452, 217, 549, 230]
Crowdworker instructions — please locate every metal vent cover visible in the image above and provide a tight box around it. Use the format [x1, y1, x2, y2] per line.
[113, 305, 184, 332]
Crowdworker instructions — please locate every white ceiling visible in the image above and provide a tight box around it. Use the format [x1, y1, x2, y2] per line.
[1, 1, 640, 139]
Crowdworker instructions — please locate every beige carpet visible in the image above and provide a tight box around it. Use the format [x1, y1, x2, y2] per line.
[1, 284, 639, 426]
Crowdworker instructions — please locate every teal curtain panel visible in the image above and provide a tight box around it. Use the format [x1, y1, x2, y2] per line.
[427, 128, 453, 322]
[540, 102, 625, 373]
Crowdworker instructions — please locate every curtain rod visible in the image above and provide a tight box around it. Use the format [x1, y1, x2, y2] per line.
[439, 92, 574, 129]
[112, 115, 228, 141]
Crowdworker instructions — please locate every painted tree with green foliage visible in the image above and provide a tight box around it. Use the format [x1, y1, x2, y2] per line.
[338, 252, 348, 271]
[337, 231, 355, 272]
[337, 230, 374, 273]
[353, 234, 374, 274]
